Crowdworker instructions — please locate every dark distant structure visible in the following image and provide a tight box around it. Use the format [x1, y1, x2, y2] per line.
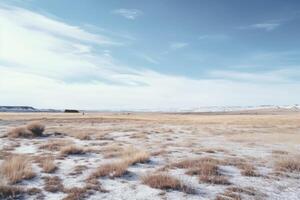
[64, 109, 80, 113]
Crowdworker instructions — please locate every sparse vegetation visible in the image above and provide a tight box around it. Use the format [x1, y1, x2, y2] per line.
[0, 155, 36, 184]
[8, 122, 45, 138]
[41, 158, 57, 173]
[26, 122, 45, 137]
[40, 139, 72, 151]
[275, 157, 300, 172]
[0, 185, 24, 199]
[142, 173, 195, 194]
[43, 176, 64, 193]
[60, 145, 86, 156]
[89, 161, 129, 178]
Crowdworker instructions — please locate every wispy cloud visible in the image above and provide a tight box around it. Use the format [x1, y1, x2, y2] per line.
[137, 54, 159, 64]
[239, 22, 280, 31]
[198, 34, 228, 40]
[112, 8, 143, 20]
[170, 42, 188, 50]
[0, 4, 299, 110]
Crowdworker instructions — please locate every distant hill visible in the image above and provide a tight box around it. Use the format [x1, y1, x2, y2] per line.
[0, 106, 61, 112]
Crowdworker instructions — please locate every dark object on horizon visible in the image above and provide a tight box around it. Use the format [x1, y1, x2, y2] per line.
[64, 109, 80, 113]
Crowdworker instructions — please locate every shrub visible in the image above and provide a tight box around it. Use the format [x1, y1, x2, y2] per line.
[0, 185, 24, 199]
[7, 127, 31, 138]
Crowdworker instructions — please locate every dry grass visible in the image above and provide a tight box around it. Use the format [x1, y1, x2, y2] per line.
[43, 176, 64, 193]
[41, 158, 57, 173]
[73, 132, 91, 140]
[89, 161, 129, 178]
[60, 145, 86, 156]
[39, 139, 72, 151]
[0, 155, 36, 184]
[26, 122, 45, 137]
[0, 185, 24, 199]
[199, 175, 231, 185]
[8, 122, 45, 138]
[8, 127, 32, 138]
[142, 173, 195, 194]
[122, 147, 150, 165]
[63, 187, 88, 200]
[173, 157, 221, 169]
[275, 156, 300, 172]
[173, 157, 230, 185]
[216, 186, 259, 200]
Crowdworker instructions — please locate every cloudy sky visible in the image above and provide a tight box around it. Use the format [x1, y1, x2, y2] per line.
[0, 0, 300, 110]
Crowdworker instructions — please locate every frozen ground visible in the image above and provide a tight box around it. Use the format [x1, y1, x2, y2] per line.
[0, 112, 300, 200]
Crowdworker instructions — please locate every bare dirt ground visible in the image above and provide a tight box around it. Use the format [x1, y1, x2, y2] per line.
[0, 111, 299, 200]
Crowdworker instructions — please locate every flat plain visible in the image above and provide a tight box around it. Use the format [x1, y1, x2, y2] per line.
[0, 111, 300, 200]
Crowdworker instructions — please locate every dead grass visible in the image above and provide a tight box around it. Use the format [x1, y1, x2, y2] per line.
[0, 155, 36, 184]
[0, 185, 24, 199]
[26, 122, 45, 137]
[63, 187, 88, 200]
[41, 158, 57, 173]
[142, 173, 195, 194]
[88, 161, 129, 178]
[8, 122, 45, 138]
[7, 127, 32, 138]
[73, 132, 91, 140]
[122, 147, 150, 165]
[43, 176, 64, 193]
[39, 139, 72, 151]
[275, 156, 300, 172]
[60, 145, 86, 156]
[199, 175, 231, 185]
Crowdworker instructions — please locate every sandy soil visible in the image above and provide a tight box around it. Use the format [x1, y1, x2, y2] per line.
[0, 111, 299, 200]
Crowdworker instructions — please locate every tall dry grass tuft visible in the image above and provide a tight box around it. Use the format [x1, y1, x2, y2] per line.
[8, 122, 45, 138]
[275, 156, 300, 172]
[39, 139, 72, 151]
[26, 122, 45, 137]
[142, 173, 195, 194]
[60, 145, 86, 156]
[0, 156, 36, 184]
[0, 185, 24, 199]
[122, 147, 150, 165]
[41, 158, 57, 173]
[8, 127, 31, 138]
[174, 157, 230, 185]
[88, 161, 129, 178]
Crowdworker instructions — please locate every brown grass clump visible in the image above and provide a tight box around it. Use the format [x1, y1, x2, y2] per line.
[199, 175, 231, 185]
[39, 139, 71, 151]
[275, 157, 300, 172]
[7, 122, 45, 138]
[26, 122, 45, 137]
[89, 161, 129, 178]
[142, 173, 195, 194]
[60, 145, 86, 156]
[8, 127, 32, 138]
[173, 157, 220, 169]
[63, 187, 88, 200]
[43, 176, 64, 193]
[239, 164, 259, 177]
[122, 147, 150, 165]
[73, 132, 91, 140]
[41, 158, 57, 173]
[216, 186, 259, 200]
[0, 185, 24, 199]
[0, 156, 36, 184]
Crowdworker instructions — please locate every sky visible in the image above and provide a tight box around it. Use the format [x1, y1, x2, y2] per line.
[0, 0, 300, 110]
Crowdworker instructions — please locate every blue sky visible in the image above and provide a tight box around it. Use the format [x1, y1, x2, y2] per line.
[0, 0, 299, 110]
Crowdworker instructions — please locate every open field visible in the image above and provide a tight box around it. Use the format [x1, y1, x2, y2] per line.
[0, 111, 300, 200]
